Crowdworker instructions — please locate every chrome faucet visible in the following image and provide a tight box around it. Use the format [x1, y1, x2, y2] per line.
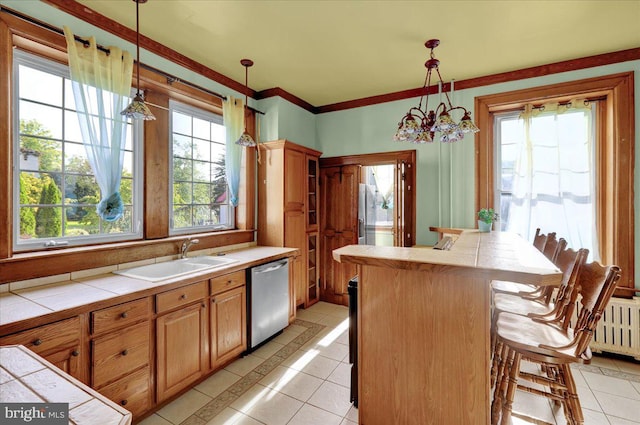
[180, 238, 200, 259]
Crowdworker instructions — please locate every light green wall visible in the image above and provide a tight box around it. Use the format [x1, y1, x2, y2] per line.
[313, 61, 640, 288]
[4, 1, 639, 288]
[257, 97, 317, 149]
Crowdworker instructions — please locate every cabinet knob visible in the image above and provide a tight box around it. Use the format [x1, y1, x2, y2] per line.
[33, 338, 42, 346]
[120, 400, 128, 406]
[180, 294, 187, 300]
[121, 349, 129, 356]
[121, 312, 128, 319]
[72, 350, 79, 357]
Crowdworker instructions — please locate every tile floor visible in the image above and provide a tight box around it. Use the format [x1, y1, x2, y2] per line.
[138, 302, 640, 425]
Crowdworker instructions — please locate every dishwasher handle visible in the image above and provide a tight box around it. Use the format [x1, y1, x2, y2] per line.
[253, 259, 288, 274]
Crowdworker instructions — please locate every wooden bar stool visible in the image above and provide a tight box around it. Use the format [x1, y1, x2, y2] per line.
[490, 246, 587, 386]
[491, 261, 621, 425]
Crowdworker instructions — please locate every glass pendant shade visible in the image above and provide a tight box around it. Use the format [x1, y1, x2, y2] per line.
[121, 93, 155, 120]
[236, 130, 256, 147]
[394, 39, 478, 143]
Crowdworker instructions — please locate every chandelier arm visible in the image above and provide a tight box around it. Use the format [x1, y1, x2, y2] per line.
[435, 67, 454, 109]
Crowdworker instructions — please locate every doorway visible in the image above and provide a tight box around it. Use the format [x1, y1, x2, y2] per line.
[318, 150, 416, 305]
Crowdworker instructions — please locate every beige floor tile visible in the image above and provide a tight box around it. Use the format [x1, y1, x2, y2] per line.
[576, 384, 603, 412]
[583, 371, 640, 400]
[196, 369, 242, 398]
[136, 414, 173, 425]
[281, 350, 340, 379]
[607, 414, 640, 424]
[340, 420, 357, 425]
[632, 381, 640, 395]
[287, 403, 342, 425]
[318, 315, 348, 328]
[230, 384, 303, 425]
[306, 302, 339, 315]
[593, 390, 640, 422]
[250, 340, 285, 360]
[590, 355, 621, 371]
[579, 408, 610, 425]
[294, 309, 327, 323]
[224, 354, 264, 376]
[259, 365, 323, 402]
[327, 362, 351, 388]
[307, 381, 352, 417]
[323, 305, 349, 319]
[612, 359, 640, 376]
[156, 389, 212, 424]
[272, 328, 303, 345]
[511, 390, 556, 425]
[345, 405, 358, 422]
[571, 368, 589, 388]
[335, 329, 349, 346]
[300, 337, 349, 362]
[204, 407, 264, 425]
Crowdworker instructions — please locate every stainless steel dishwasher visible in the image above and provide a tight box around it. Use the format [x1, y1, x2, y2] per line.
[247, 258, 290, 351]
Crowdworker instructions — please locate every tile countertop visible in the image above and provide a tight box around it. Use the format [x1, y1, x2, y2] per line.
[0, 246, 298, 333]
[0, 345, 132, 425]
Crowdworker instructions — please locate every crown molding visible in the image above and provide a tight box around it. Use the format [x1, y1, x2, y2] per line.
[37, 1, 640, 115]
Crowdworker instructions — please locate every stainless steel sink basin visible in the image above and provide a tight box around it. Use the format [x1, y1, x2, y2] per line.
[114, 256, 237, 282]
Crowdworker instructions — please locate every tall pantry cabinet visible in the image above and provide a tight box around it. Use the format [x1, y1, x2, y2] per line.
[258, 140, 322, 315]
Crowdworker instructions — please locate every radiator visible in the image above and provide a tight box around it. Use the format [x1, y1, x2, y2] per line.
[571, 296, 640, 360]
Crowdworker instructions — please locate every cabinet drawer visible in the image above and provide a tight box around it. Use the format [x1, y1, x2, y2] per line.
[98, 366, 151, 418]
[92, 298, 150, 335]
[156, 281, 207, 314]
[0, 316, 80, 355]
[92, 321, 150, 388]
[210, 270, 245, 295]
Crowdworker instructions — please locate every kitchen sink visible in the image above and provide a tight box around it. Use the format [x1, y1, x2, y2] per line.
[114, 256, 237, 282]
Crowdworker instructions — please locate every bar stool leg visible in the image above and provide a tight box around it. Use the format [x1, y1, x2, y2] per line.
[500, 351, 522, 425]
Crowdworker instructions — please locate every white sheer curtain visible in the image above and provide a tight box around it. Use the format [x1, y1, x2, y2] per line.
[222, 96, 244, 207]
[63, 27, 133, 222]
[506, 99, 599, 259]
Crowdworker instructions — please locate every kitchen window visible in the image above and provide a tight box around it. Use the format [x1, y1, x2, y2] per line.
[13, 50, 142, 251]
[169, 101, 233, 233]
[475, 73, 635, 294]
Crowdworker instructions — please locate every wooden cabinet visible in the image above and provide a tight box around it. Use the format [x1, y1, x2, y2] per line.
[156, 281, 209, 403]
[210, 270, 246, 368]
[319, 164, 360, 305]
[0, 316, 86, 383]
[90, 297, 152, 418]
[258, 140, 322, 313]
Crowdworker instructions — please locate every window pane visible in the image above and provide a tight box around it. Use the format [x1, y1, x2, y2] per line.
[19, 65, 63, 107]
[15, 52, 141, 250]
[170, 102, 233, 233]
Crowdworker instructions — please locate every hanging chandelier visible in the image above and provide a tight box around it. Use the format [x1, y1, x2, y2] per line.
[394, 39, 478, 144]
[235, 59, 256, 147]
[121, 0, 155, 120]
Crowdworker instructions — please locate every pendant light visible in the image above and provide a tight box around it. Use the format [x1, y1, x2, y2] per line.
[235, 59, 256, 147]
[121, 0, 155, 120]
[393, 39, 478, 144]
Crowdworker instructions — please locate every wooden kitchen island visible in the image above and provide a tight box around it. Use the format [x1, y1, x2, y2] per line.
[333, 231, 562, 425]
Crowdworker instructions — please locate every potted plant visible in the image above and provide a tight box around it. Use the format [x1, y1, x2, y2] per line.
[477, 208, 498, 232]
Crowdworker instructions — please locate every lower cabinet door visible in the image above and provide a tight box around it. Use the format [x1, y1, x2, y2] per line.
[156, 301, 208, 402]
[211, 286, 246, 367]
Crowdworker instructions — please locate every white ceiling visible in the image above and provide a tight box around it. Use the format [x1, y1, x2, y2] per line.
[75, 0, 640, 107]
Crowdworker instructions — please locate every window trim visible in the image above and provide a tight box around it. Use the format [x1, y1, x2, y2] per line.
[475, 72, 635, 295]
[168, 99, 234, 235]
[12, 49, 144, 252]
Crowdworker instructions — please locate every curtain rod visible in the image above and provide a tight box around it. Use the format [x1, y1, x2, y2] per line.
[531, 96, 606, 111]
[0, 5, 265, 115]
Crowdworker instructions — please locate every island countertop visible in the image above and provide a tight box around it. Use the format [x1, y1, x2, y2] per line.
[333, 230, 561, 425]
[333, 230, 561, 286]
